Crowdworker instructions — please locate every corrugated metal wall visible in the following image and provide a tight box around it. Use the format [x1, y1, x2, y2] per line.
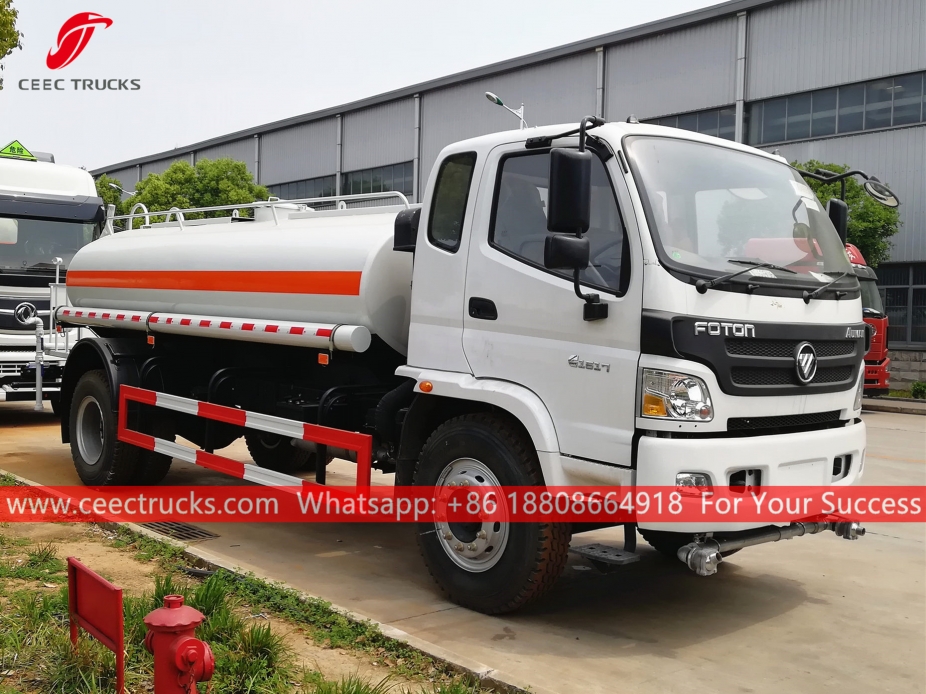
[259, 119, 338, 185]
[605, 17, 738, 120]
[747, 0, 926, 99]
[420, 52, 598, 189]
[343, 99, 415, 171]
[768, 125, 926, 263]
[195, 138, 255, 173]
[141, 157, 186, 178]
[105, 167, 139, 187]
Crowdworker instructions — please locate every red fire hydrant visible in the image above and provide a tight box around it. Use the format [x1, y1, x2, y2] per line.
[144, 595, 215, 694]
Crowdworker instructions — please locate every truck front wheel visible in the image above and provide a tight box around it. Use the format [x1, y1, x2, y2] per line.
[414, 413, 569, 614]
[69, 370, 139, 486]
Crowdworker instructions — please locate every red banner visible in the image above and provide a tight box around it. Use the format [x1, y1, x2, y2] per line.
[0, 485, 922, 524]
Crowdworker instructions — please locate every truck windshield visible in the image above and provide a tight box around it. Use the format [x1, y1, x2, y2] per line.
[626, 136, 853, 289]
[859, 278, 884, 315]
[0, 216, 100, 275]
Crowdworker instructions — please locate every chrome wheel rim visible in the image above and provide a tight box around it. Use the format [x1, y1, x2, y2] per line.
[75, 395, 105, 466]
[434, 458, 508, 572]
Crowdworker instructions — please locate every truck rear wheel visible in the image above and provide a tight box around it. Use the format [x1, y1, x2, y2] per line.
[245, 432, 315, 473]
[414, 413, 569, 614]
[69, 370, 139, 486]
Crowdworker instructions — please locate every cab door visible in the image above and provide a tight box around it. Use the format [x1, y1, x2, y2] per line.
[462, 144, 642, 466]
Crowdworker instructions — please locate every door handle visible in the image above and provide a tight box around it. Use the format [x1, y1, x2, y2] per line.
[468, 297, 498, 321]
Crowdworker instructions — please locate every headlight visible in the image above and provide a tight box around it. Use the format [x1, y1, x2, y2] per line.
[641, 369, 713, 421]
[854, 375, 864, 411]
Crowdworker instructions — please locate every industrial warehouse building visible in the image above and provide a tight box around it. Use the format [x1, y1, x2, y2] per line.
[94, 0, 926, 370]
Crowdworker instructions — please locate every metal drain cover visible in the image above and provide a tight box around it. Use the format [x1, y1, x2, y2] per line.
[141, 522, 219, 542]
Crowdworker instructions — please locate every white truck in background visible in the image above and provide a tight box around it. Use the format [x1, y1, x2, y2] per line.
[55, 117, 886, 613]
[0, 143, 103, 410]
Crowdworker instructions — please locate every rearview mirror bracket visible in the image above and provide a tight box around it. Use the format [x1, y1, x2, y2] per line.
[545, 116, 608, 322]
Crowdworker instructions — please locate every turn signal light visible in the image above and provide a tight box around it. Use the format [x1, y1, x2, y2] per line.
[642, 392, 667, 416]
[419, 381, 433, 393]
[318, 353, 330, 365]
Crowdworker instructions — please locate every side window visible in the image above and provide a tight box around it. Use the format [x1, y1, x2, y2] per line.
[427, 152, 477, 252]
[490, 150, 627, 293]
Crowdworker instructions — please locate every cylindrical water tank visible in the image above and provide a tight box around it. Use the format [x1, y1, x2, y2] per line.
[65, 208, 413, 354]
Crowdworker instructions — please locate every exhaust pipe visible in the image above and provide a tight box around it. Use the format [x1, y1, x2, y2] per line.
[677, 520, 865, 576]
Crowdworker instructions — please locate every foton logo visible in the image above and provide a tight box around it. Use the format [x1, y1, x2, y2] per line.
[46, 12, 113, 70]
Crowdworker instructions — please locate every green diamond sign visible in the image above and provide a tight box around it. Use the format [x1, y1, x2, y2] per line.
[0, 140, 37, 161]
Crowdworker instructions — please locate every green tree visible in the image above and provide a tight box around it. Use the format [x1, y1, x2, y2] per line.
[793, 160, 901, 267]
[94, 173, 127, 216]
[124, 158, 268, 228]
[0, 0, 22, 91]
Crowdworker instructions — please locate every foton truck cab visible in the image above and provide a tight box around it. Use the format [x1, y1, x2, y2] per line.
[56, 118, 877, 613]
[0, 142, 104, 408]
[847, 243, 890, 395]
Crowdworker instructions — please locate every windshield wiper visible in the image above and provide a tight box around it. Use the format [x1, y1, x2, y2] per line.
[726, 258, 797, 274]
[802, 271, 851, 304]
[696, 261, 794, 294]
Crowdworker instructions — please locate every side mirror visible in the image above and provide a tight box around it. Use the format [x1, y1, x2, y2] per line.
[863, 177, 899, 208]
[544, 234, 590, 270]
[547, 148, 591, 233]
[827, 198, 848, 244]
[393, 207, 421, 253]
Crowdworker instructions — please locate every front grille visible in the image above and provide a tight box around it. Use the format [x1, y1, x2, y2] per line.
[728, 410, 842, 431]
[726, 339, 855, 358]
[731, 365, 853, 387]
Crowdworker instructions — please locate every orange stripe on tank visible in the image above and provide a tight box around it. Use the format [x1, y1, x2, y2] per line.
[66, 270, 362, 296]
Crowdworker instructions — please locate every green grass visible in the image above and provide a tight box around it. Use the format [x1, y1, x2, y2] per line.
[887, 389, 913, 398]
[0, 521, 491, 693]
[219, 570, 463, 682]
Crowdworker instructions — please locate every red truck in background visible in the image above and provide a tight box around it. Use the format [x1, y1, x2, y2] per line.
[846, 243, 890, 395]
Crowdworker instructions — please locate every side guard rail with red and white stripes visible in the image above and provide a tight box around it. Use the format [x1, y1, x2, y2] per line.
[117, 385, 373, 489]
[57, 307, 371, 353]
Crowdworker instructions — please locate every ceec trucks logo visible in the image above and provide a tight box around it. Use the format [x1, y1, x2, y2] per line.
[18, 12, 140, 92]
[46, 12, 113, 70]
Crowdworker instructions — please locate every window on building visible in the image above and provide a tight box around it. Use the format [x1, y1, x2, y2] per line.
[876, 263, 926, 347]
[643, 106, 736, 141]
[267, 174, 336, 201]
[746, 71, 926, 145]
[340, 161, 415, 199]
[489, 150, 627, 294]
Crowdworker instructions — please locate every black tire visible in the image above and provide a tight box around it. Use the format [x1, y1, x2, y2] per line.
[245, 431, 315, 473]
[414, 413, 569, 614]
[639, 529, 740, 559]
[131, 413, 174, 485]
[69, 370, 139, 486]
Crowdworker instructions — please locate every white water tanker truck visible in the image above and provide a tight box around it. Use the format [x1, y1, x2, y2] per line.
[56, 118, 879, 613]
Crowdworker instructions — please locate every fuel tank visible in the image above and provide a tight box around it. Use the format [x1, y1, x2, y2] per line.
[65, 207, 413, 354]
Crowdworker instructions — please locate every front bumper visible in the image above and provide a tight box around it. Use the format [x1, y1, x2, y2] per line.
[636, 418, 866, 532]
[864, 358, 890, 391]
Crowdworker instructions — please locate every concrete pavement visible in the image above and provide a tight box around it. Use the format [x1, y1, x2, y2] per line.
[0, 403, 923, 694]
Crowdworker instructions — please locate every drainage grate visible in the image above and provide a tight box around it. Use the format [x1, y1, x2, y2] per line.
[140, 522, 219, 542]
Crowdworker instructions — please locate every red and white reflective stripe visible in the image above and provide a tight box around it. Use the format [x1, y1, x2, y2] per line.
[117, 385, 372, 489]
[57, 306, 370, 353]
[59, 307, 151, 329]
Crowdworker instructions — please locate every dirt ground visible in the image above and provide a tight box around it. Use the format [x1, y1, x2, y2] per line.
[3, 522, 417, 689]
